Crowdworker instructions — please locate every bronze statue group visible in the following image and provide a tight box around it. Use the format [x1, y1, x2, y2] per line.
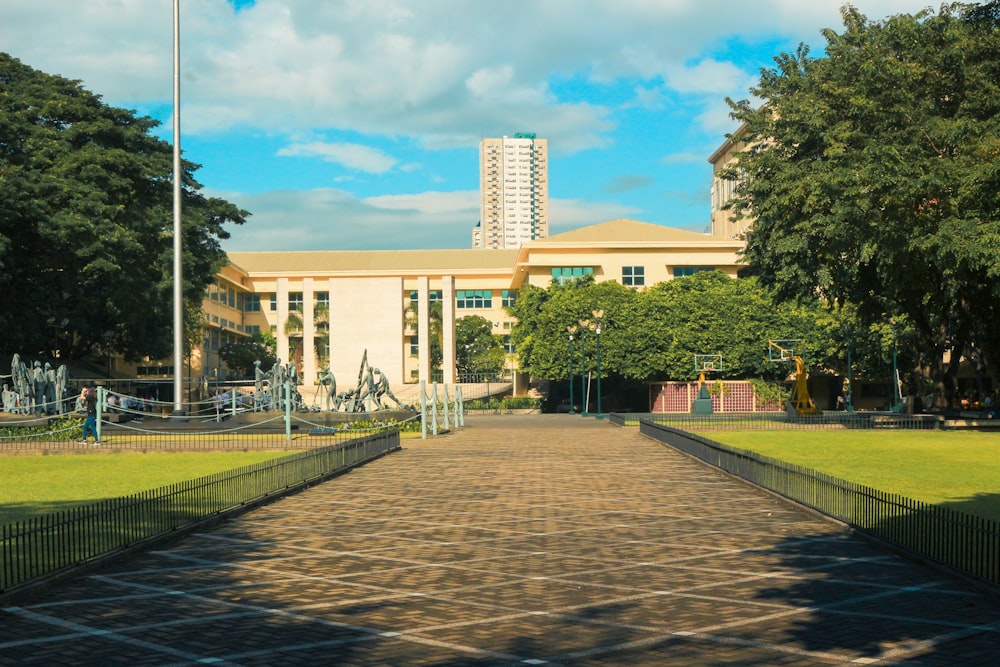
[2, 354, 70, 416]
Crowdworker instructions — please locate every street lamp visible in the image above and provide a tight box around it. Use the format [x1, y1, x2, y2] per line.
[844, 324, 854, 412]
[579, 319, 590, 416]
[566, 325, 577, 414]
[217, 324, 227, 392]
[890, 318, 899, 412]
[592, 309, 604, 418]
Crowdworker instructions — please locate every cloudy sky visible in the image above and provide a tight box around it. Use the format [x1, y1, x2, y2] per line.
[1, 0, 934, 251]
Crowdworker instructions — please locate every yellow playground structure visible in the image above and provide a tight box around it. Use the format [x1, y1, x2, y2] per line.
[768, 340, 820, 416]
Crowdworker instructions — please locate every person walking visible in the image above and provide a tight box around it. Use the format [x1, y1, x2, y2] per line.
[79, 385, 100, 445]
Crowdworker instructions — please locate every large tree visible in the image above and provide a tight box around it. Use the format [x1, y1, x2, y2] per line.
[0, 53, 248, 363]
[455, 315, 505, 379]
[506, 272, 866, 385]
[726, 2, 1000, 403]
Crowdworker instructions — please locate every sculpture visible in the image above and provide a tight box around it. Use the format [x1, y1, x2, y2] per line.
[316, 366, 337, 411]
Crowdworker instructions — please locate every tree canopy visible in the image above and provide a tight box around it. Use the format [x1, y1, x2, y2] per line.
[0, 53, 248, 363]
[455, 315, 506, 379]
[506, 272, 872, 386]
[726, 2, 1000, 400]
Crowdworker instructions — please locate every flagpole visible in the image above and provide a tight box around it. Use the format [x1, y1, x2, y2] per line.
[172, 0, 185, 415]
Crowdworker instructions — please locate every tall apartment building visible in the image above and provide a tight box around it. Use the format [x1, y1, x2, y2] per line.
[474, 133, 549, 249]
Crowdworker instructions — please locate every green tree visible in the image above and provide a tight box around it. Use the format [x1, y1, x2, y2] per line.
[726, 3, 1000, 403]
[220, 332, 278, 380]
[0, 53, 248, 363]
[506, 276, 637, 381]
[455, 315, 505, 378]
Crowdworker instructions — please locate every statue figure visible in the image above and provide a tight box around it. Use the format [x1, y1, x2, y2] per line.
[253, 360, 269, 411]
[316, 366, 337, 411]
[11, 354, 31, 414]
[2, 384, 15, 413]
[55, 364, 69, 414]
[32, 360, 46, 416]
[372, 368, 403, 409]
[269, 362, 286, 411]
[43, 362, 57, 414]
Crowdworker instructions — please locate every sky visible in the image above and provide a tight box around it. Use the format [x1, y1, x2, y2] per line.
[1, 0, 939, 252]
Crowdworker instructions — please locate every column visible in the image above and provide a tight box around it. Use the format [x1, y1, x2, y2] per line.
[302, 277, 315, 387]
[441, 276, 456, 383]
[417, 276, 430, 384]
[276, 277, 289, 364]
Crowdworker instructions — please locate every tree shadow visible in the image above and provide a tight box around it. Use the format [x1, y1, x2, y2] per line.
[746, 494, 1000, 663]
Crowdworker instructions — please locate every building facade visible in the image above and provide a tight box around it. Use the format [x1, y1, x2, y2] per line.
[194, 219, 744, 396]
[707, 124, 749, 240]
[475, 133, 549, 249]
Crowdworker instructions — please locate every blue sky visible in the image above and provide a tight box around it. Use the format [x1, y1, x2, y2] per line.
[1, 0, 934, 251]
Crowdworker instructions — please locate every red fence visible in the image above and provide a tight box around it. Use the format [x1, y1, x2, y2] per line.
[649, 381, 783, 413]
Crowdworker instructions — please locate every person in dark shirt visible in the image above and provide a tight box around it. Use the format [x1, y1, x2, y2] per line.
[79, 385, 100, 445]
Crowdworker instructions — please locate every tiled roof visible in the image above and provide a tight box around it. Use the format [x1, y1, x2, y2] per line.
[540, 219, 726, 245]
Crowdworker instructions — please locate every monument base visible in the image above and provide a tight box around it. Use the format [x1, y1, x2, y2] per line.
[692, 398, 714, 414]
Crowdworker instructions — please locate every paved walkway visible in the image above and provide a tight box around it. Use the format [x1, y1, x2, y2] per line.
[2, 415, 999, 665]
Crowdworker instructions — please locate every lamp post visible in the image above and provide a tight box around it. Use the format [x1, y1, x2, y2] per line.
[579, 319, 590, 416]
[592, 309, 604, 418]
[844, 324, 854, 412]
[890, 318, 899, 412]
[566, 325, 577, 414]
[217, 325, 227, 393]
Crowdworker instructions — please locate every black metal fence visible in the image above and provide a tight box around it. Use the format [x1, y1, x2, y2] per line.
[608, 411, 942, 430]
[0, 411, 418, 452]
[638, 420, 1000, 587]
[1, 429, 400, 598]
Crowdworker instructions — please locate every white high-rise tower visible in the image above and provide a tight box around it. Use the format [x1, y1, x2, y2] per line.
[475, 133, 548, 249]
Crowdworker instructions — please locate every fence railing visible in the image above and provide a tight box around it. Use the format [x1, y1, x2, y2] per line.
[1, 429, 400, 598]
[610, 411, 942, 430]
[638, 420, 1000, 587]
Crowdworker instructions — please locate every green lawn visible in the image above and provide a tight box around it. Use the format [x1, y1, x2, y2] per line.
[0, 451, 293, 525]
[696, 430, 1000, 521]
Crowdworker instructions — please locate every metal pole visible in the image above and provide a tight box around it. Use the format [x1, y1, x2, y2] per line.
[579, 326, 587, 416]
[567, 326, 576, 414]
[593, 310, 604, 418]
[845, 325, 853, 411]
[171, 0, 185, 415]
[596, 329, 602, 417]
[891, 321, 899, 411]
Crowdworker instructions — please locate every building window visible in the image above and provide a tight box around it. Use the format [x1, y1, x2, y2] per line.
[244, 294, 261, 313]
[288, 292, 303, 311]
[246, 325, 260, 336]
[269, 294, 276, 311]
[622, 266, 645, 286]
[456, 290, 493, 309]
[673, 266, 713, 278]
[316, 291, 329, 308]
[410, 335, 418, 356]
[503, 335, 515, 354]
[551, 267, 593, 285]
[502, 289, 517, 307]
[408, 290, 442, 306]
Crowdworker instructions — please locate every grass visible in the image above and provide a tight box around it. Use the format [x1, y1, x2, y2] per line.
[0, 451, 293, 525]
[695, 430, 1000, 521]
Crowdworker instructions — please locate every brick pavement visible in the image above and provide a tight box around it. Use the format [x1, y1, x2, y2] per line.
[2, 414, 999, 666]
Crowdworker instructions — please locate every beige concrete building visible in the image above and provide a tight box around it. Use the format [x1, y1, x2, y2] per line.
[195, 219, 744, 394]
[475, 133, 549, 249]
[708, 123, 750, 240]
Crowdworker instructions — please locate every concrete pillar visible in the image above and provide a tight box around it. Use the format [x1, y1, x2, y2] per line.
[417, 276, 430, 384]
[276, 277, 289, 364]
[441, 276, 456, 383]
[303, 277, 315, 386]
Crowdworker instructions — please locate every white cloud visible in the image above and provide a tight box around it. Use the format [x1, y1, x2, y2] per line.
[1, 0, 932, 148]
[277, 142, 398, 174]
